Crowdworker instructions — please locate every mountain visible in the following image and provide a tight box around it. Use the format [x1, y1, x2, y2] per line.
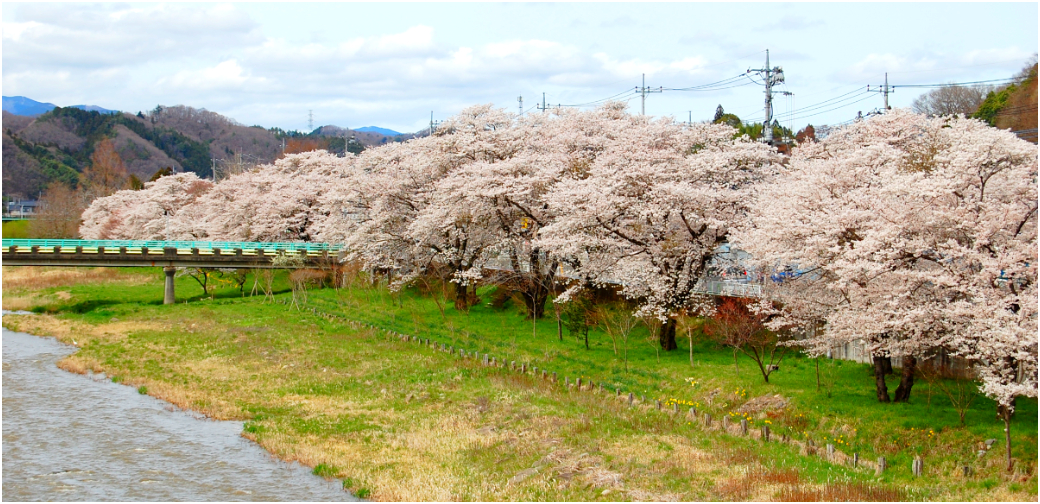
[2, 96, 118, 117]
[2, 105, 283, 200]
[3, 96, 58, 117]
[355, 126, 401, 136]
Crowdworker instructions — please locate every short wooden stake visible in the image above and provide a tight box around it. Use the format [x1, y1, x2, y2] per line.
[673, 403, 679, 414]
[876, 457, 887, 476]
[656, 400, 662, 411]
[761, 425, 770, 442]
[704, 413, 712, 427]
[912, 457, 923, 477]
[740, 419, 748, 436]
[962, 465, 971, 477]
[852, 453, 859, 467]
[826, 444, 835, 460]
[576, 377, 582, 389]
[628, 393, 634, 406]
[521, 363, 527, 374]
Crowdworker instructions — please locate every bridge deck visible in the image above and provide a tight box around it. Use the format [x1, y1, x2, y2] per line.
[2, 239, 343, 269]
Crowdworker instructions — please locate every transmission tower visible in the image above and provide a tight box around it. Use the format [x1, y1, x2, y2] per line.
[749, 49, 784, 143]
[308, 110, 314, 132]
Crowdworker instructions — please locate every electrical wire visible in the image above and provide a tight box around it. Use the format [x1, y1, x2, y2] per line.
[893, 77, 1023, 89]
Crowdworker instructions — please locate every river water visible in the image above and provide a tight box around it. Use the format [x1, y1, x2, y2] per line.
[2, 316, 355, 501]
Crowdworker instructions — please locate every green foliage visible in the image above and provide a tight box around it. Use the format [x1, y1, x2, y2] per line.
[137, 385, 148, 395]
[972, 86, 1016, 126]
[312, 462, 338, 478]
[2, 220, 31, 239]
[972, 64, 1037, 126]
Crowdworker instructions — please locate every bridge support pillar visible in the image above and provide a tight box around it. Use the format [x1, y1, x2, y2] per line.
[164, 266, 176, 305]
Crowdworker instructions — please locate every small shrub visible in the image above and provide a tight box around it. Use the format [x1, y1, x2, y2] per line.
[137, 386, 148, 395]
[356, 488, 371, 499]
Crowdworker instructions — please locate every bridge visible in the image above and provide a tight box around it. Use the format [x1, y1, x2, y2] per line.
[3, 238, 765, 306]
[3, 239, 344, 304]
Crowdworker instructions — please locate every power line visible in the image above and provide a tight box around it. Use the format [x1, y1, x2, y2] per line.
[892, 77, 1022, 89]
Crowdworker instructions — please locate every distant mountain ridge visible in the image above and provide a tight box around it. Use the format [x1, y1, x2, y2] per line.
[3, 95, 118, 117]
[355, 126, 401, 136]
[3, 100, 419, 200]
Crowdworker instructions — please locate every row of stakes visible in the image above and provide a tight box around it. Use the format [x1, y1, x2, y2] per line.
[283, 300, 961, 479]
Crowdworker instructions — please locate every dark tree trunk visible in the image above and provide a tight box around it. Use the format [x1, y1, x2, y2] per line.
[660, 318, 678, 351]
[873, 356, 891, 403]
[519, 281, 549, 319]
[998, 402, 1014, 472]
[881, 356, 893, 376]
[893, 355, 917, 403]
[452, 281, 472, 311]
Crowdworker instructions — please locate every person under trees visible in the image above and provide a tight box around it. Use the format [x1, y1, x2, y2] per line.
[734, 109, 1036, 434]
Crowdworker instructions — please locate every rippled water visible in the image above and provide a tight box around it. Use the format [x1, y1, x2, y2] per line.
[2, 318, 356, 501]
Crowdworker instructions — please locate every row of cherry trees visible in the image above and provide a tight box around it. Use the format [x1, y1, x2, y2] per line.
[81, 106, 1036, 462]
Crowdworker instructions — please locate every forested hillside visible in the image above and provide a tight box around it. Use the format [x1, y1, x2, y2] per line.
[3, 104, 411, 200]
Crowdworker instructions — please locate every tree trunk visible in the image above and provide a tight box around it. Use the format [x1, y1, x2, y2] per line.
[452, 281, 470, 311]
[659, 318, 678, 351]
[873, 356, 891, 403]
[893, 355, 917, 403]
[519, 283, 548, 319]
[998, 403, 1014, 472]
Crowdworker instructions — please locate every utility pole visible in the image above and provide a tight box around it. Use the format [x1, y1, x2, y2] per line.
[867, 73, 893, 112]
[518, 95, 523, 117]
[537, 92, 549, 113]
[428, 111, 442, 136]
[636, 73, 663, 116]
[749, 49, 784, 144]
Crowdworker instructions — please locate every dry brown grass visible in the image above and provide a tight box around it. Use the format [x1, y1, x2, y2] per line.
[717, 467, 803, 501]
[773, 481, 905, 501]
[2, 266, 150, 291]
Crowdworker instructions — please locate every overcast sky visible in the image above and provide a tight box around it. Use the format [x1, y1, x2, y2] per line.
[3, 2, 1036, 134]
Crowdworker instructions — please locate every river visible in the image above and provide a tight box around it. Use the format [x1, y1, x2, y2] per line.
[2, 315, 355, 501]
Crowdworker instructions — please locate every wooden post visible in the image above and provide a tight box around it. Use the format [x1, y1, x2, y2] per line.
[852, 453, 859, 467]
[576, 377, 582, 390]
[761, 425, 770, 442]
[826, 444, 835, 460]
[962, 465, 971, 477]
[876, 457, 887, 476]
[521, 363, 527, 374]
[704, 413, 712, 427]
[656, 400, 662, 411]
[673, 403, 679, 414]
[740, 419, 748, 436]
[483, 354, 489, 365]
[542, 370, 548, 380]
[628, 393, 634, 406]
[565, 376, 570, 388]
[552, 372, 557, 383]
[722, 416, 729, 430]
[912, 457, 922, 477]
[689, 407, 697, 418]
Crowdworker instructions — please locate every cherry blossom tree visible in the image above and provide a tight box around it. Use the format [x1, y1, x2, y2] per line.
[80, 172, 213, 240]
[734, 111, 1036, 421]
[540, 109, 779, 351]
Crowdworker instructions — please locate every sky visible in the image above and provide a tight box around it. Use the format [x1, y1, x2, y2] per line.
[2, 2, 1037, 134]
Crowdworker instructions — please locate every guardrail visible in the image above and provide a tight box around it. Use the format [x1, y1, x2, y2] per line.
[2, 239, 343, 253]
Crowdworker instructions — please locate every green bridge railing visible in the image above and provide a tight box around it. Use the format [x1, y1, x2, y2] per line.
[2, 239, 344, 253]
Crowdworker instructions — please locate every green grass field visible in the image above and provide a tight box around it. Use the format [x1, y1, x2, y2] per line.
[2, 219, 31, 238]
[2, 266, 1035, 501]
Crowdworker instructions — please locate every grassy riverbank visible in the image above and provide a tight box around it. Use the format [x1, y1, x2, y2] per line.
[2, 266, 1035, 501]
